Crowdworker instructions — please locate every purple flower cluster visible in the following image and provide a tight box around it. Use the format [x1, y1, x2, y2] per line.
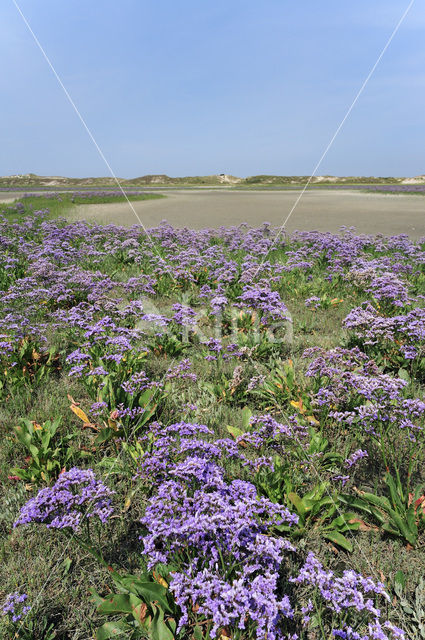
[1, 592, 31, 623]
[137, 420, 298, 638]
[343, 303, 425, 361]
[304, 347, 425, 444]
[291, 553, 405, 640]
[305, 296, 321, 309]
[14, 467, 114, 532]
[344, 449, 368, 469]
[237, 283, 291, 325]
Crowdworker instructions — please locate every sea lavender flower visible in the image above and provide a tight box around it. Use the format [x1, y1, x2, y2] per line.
[202, 337, 223, 353]
[210, 294, 228, 314]
[121, 370, 161, 395]
[237, 283, 290, 325]
[14, 467, 114, 532]
[305, 296, 321, 309]
[165, 358, 197, 381]
[332, 475, 350, 487]
[170, 561, 294, 640]
[344, 449, 368, 469]
[1, 592, 31, 623]
[171, 303, 197, 327]
[247, 374, 266, 390]
[90, 401, 108, 416]
[290, 552, 405, 638]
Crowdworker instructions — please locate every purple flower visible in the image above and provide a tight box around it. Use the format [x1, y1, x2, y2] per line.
[344, 449, 368, 469]
[14, 467, 114, 532]
[1, 592, 31, 623]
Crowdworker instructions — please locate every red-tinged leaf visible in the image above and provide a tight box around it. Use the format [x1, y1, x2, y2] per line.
[347, 518, 378, 532]
[414, 495, 425, 513]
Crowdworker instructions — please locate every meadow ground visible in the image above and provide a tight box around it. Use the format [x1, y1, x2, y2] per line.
[65, 188, 425, 238]
[0, 192, 424, 639]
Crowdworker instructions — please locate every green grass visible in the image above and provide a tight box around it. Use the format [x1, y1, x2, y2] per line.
[0, 217, 424, 638]
[0, 191, 164, 222]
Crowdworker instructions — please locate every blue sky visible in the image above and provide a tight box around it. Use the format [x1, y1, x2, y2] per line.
[1, 1, 424, 177]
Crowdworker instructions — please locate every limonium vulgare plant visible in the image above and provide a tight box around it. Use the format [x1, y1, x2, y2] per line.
[14, 467, 115, 566]
[3, 207, 423, 637]
[134, 420, 407, 639]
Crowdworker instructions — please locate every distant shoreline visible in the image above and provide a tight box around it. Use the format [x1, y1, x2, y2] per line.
[1, 172, 425, 190]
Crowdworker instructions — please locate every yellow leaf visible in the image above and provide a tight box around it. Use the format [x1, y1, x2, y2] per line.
[290, 399, 305, 414]
[307, 415, 320, 426]
[153, 571, 168, 588]
[70, 405, 90, 424]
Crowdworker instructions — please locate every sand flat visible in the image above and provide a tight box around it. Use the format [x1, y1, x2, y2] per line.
[66, 189, 425, 238]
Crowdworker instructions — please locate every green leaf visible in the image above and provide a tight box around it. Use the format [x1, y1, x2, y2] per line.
[288, 492, 306, 516]
[97, 594, 139, 615]
[119, 578, 172, 613]
[241, 407, 252, 430]
[330, 513, 358, 529]
[323, 531, 353, 552]
[385, 474, 405, 511]
[361, 492, 392, 512]
[389, 512, 417, 546]
[394, 570, 406, 591]
[95, 427, 123, 445]
[397, 368, 410, 381]
[226, 425, 244, 439]
[339, 495, 374, 514]
[193, 625, 203, 640]
[406, 505, 418, 536]
[96, 621, 129, 639]
[150, 606, 175, 640]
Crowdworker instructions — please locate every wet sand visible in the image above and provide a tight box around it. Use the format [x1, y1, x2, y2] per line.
[66, 189, 425, 238]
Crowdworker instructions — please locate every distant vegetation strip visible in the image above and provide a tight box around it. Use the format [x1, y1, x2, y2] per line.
[0, 191, 164, 221]
[2, 172, 425, 189]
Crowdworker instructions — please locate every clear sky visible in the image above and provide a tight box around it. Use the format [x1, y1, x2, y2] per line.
[1, 1, 424, 178]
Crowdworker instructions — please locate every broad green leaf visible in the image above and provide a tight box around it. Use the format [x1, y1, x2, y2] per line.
[226, 425, 244, 439]
[119, 578, 172, 613]
[241, 406, 252, 430]
[150, 605, 175, 640]
[97, 593, 139, 615]
[193, 625, 203, 640]
[288, 492, 306, 516]
[95, 427, 123, 445]
[323, 531, 353, 552]
[394, 570, 406, 591]
[96, 620, 129, 639]
[362, 492, 392, 512]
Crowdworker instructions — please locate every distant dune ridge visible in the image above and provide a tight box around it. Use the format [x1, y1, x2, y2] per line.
[1, 172, 425, 187]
